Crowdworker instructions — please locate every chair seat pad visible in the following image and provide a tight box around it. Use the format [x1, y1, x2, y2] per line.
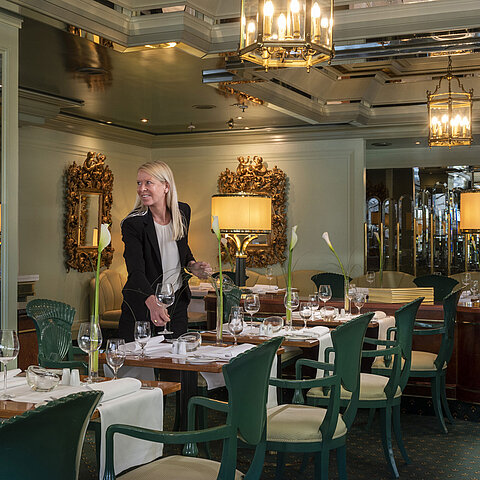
[281, 347, 303, 363]
[372, 351, 445, 372]
[120, 455, 244, 480]
[307, 373, 401, 401]
[267, 404, 346, 443]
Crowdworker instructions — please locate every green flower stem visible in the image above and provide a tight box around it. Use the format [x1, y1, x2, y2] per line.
[218, 238, 223, 341]
[286, 246, 293, 323]
[328, 245, 348, 289]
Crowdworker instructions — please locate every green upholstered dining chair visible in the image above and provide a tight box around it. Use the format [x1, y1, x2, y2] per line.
[26, 298, 87, 373]
[413, 274, 459, 302]
[374, 290, 461, 434]
[103, 336, 284, 480]
[0, 391, 102, 480]
[311, 272, 352, 299]
[263, 313, 373, 480]
[307, 297, 423, 479]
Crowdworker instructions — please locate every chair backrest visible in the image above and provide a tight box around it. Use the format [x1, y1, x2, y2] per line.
[311, 272, 352, 298]
[387, 297, 424, 395]
[89, 270, 126, 315]
[0, 391, 102, 480]
[223, 336, 283, 446]
[222, 286, 242, 323]
[353, 271, 415, 288]
[435, 289, 461, 370]
[413, 274, 459, 302]
[330, 313, 374, 430]
[26, 299, 76, 363]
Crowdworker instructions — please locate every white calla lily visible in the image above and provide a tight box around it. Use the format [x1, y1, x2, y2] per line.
[290, 225, 298, 251]
[212, 216, 221, 241]
[98, 224, 111, 253]
[322, 231, 333, 249]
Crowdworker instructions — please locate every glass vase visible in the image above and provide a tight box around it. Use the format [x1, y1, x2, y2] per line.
[216, 297, 223, 345]
[344, 278, 350, 314]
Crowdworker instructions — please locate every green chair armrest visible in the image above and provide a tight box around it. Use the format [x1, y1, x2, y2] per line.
[414, 321, 435, 329]
[295, 358, 334, 379]
[363, 337, 396, 347]
[361, 345, 400, 358]
[386, 327, 397, 340]
[413, 327, 445, 335]
[269, 375, 337, 390]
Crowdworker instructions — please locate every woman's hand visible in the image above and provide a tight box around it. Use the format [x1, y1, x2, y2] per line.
[145, 295, 170, 327]
[188, 261, 213, 279]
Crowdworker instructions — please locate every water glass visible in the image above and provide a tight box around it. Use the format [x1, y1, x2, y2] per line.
[0, 330, 20, 400]
[347, 284, 357, 316]
[462, 272, 472, 293]
[284, 291, 299, 330]
[366, 271, 376, 285]
[299, 302, 312, 330]
[155, 282, 175, 334]
[77, 323, 103, 382]
[308, 294, 319, 320]
[354, 292, 366, 315]
[228, 313, 244, 346]
[266, 266, 274, 284]
[471, 280, 479, 298]
[134, 320, 151, 358]
[106, 338, 126, 379]
[244, 294, 260, 329]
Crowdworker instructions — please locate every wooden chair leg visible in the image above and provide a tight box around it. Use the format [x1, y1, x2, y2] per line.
[440, 374, 455, 425]
[379, 407, 399, 478]
[432, 376, 448, 434]
[392, 404, 410, 464]
[336, 445, 347, 480]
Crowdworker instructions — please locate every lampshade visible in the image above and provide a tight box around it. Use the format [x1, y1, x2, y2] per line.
[211, 193, 272, 233]
[460, 191, 480, 233]
[239, 0, 334, 72]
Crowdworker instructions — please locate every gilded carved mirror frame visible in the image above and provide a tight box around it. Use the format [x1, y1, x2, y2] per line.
[218, 156, 287, 267]
[64, 152, 114, 272]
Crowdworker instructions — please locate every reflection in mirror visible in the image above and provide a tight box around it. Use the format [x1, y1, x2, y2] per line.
[78, 191, 102, 248]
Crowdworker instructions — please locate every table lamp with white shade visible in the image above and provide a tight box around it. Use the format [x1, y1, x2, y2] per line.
[211, 193, 272, 286]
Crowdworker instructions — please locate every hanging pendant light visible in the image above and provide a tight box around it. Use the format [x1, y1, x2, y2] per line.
[239, 0, 334, 72]
[427, 56, 473, 148]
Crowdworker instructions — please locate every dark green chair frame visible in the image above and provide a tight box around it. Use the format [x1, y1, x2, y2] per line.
[413, 274, 459, 302]
[26, 298, 87, 372]
[103, 336, 284, 480]
[311, 272, 352, 299]
[0, 391, 102, 480]
[264, 313, 373, 480]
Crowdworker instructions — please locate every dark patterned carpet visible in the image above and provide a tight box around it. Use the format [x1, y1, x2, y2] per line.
[80, 393, 480, 479]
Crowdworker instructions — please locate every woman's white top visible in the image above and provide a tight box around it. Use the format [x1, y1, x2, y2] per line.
[154, 221, 182, 292]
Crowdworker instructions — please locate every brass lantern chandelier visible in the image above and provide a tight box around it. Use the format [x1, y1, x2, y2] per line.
[239, 0, 334, 71]
[427, 56, 473, 148]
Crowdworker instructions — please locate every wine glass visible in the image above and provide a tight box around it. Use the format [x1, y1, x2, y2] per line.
[0, 330, 20, 400]
[134, 321, 151, 359]
[283, 291, 299, 331]
[471, 280, 479, 299]
[266, 266, 274, 285]
[77, 323, 103, 383]
[299, 302, 312, 331]
[462, 272, 472, 293]
[354, 292, 366, 315]
[318, 285, 332, 310]
[244, 294, 260, 329]
[228, 313, 244, 346]
[308, 294, 319, 321]
[155, 283, 175, 335]
[106, 338, 126, 380]
[366, 271, 376, 286]
[346, 284, 357, 317]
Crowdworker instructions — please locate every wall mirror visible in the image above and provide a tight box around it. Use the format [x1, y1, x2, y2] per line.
[65, 152, 114, 272]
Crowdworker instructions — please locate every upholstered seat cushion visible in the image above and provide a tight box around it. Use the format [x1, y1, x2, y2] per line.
[281, 346, 303, 364]
[120, 455, 244, 480]
[372, 351, 445, 372]
[307, 373, 401, 401]
[267, 404, 346, 443]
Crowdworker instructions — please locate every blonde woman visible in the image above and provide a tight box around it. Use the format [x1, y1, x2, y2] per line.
[119, 161, 211, 341]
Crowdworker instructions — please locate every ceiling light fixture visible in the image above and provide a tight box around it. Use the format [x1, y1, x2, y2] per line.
[239, 0, 334, 72]
[427, 56, 473, 148]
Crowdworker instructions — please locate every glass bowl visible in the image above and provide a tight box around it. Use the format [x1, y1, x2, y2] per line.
[321, 306, 338, 321]
[263, 316, 284, 333]
[177, 332, 202, 352]
[26, 366, 61, 392]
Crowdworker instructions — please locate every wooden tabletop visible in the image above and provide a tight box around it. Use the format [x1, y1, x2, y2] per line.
[200, 331, 319, 348]
[0, 377, 181, 419]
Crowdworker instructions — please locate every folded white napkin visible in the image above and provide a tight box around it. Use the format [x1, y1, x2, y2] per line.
[374, 311, 387, 320]
[88, 378, 142, 403]
[308, 326, 330, 337]
[125, 335, 166, 354]
[0, 368, 21, 380]
[251, 284, 279, 293]
[292, 311, 322, 320]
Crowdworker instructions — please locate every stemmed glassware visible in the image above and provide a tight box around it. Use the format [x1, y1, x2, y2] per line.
[354, 292, 366, 315]
[346, 284, 357, 317]
[284, 291, 300, 331]
[0, 330, 20, 399]
[462, 272, 472, 294]
[308, 293, 319, 321]
[318, 285, 332, 311]
[134, 320, 151, 359]
[228, 313, 244, 346]
[155, 283, 175, 335]
[299, 302, 312, 331]
[366, 271, 376, 286]
[106, 338, 126, 380]
[77, 323, 103, 383]
[471, 280, 479, 299]
[266, 266, 274, 285]
[244, 294, 260, 329]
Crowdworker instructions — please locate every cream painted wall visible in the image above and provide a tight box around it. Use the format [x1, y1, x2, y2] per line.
[153, 138, 366, 280]
[19, 126, 151, 323]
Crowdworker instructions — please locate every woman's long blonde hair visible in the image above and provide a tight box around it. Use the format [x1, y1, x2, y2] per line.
[128, 161, 186, 241]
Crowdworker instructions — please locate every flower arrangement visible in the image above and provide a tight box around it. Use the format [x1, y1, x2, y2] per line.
[90, 224, 111, 376]
[374, 231, 384, 287]
[285, 225, 298, 325]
